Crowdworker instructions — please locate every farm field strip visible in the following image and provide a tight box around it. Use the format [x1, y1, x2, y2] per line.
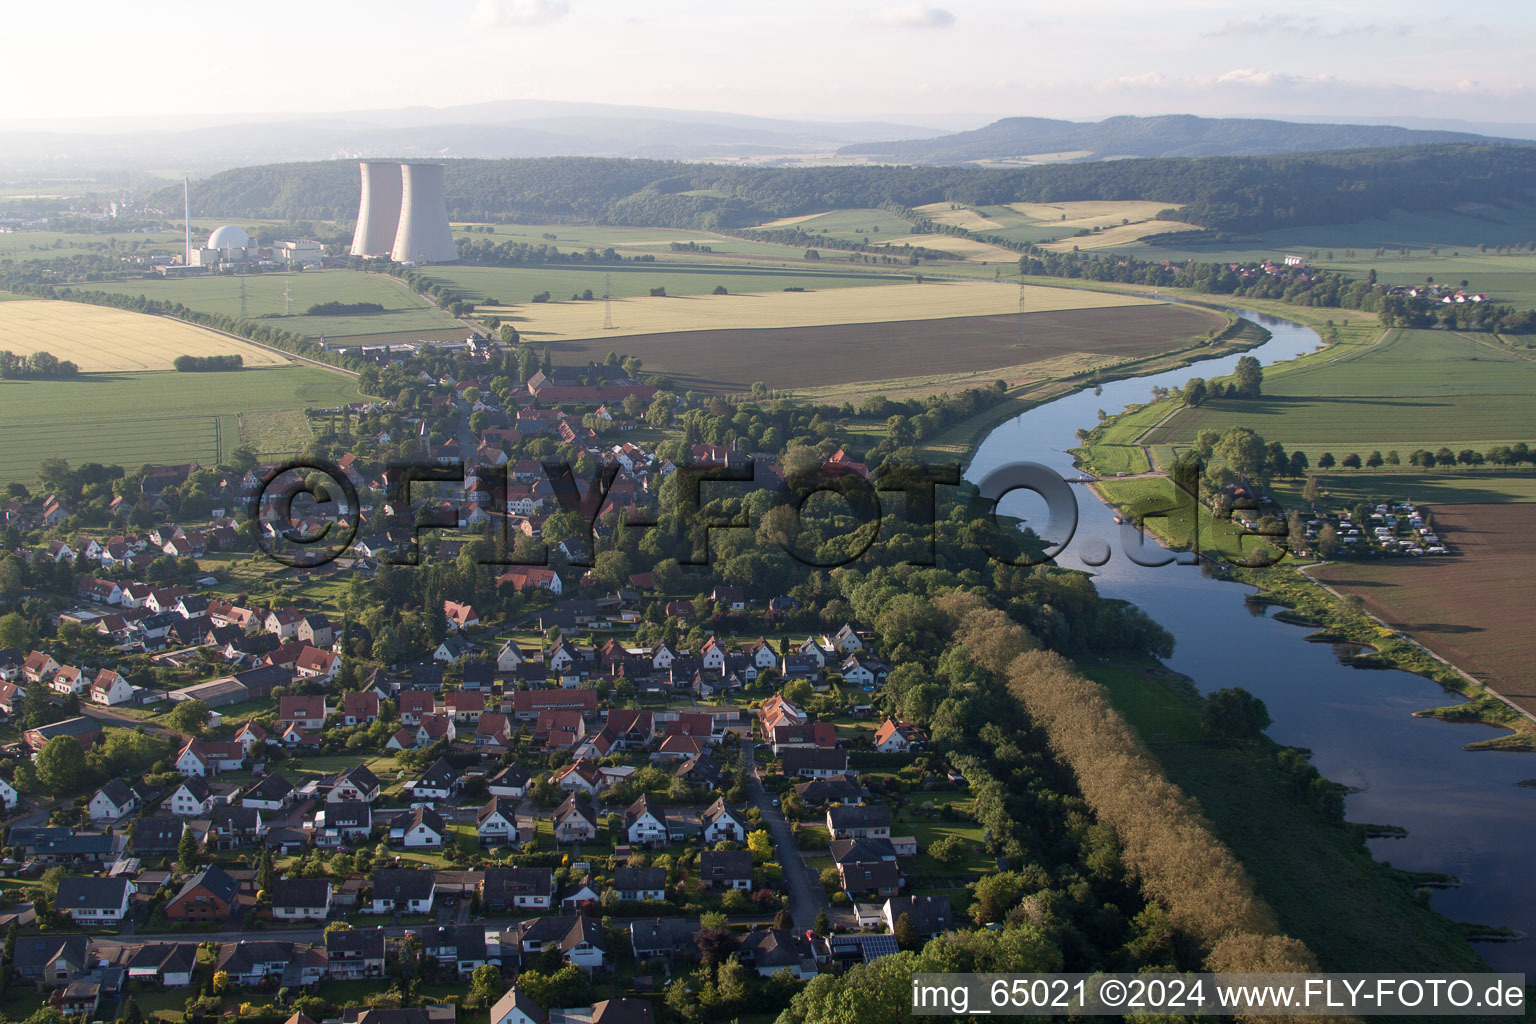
[1313, 504, 1536, 710]
[0, 300, 289, 371]
[425, 263, 897, 304]
[490, 280, 1156, 344]
[533, 300, 1220, 392]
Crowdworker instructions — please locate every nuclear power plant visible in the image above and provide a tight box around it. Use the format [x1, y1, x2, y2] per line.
[349, 161, 458, 264]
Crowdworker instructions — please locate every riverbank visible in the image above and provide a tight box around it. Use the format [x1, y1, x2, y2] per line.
[1082, 656, 1492, 971]
[1078, 314, 1536, 749]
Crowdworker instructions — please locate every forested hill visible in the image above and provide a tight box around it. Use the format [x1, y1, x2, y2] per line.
[156, 144, 1536, 236]
[835, 113, 1528, 164]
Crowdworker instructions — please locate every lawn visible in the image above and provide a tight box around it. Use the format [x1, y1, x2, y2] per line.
[0, 300, 288, 371]
[1080, 661, 1488, 973]
[425, 262, 893, 308]
[0, 364, 364, 486]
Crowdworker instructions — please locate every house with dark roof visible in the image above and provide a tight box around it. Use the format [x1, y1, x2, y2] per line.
[612, 866, 666, 903]
[826, 804, 892, 840]
[481, 867, 555, 912]
[553, 794, 599, 842]
[271, 878, 333, 921]
[12, 935, 89, 986]
[780, 747, 849, 779]
[516, 914, 607, 968]
[55, 876, 133, 925]
[370, 868, 435, 914]
[883, 894, 953, 938]
[699, 850, 753, 891]
[166, 865, 240, 922]
[326, 926, 386, 979]
[738, 928, 817, 979]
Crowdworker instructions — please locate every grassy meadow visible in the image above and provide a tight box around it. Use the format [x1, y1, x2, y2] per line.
[0, 366, 363, 486]
[79, 269, 461, 339]
[1146, 329, 1536, 455]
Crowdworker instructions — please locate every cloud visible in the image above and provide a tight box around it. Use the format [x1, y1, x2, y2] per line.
[473, 0, 570, 28]
[1204, 15, 1408, 40]
[865, 4, 957, 29]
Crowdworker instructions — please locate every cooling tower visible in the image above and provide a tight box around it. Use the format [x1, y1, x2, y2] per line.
[350, 161, 403, 257]
[391, 163, 459, 264]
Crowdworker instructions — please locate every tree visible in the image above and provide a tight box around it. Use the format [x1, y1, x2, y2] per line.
[1289, 450, 1310, 478]
[468, 964, 502, 1006]
[1341, 453, 1362, 469]
[1316, 522, 1339, 558]
[1365, 450, 1384, 468]
[178, 827, 200, 870]
[35, 737, 86, 793]
[1181, 377, 1206, 406]
[1317, 452, 1336, 470]
[1215, 427, 1267, 479]
[1202, 687, 1271, 740]
[121, 997, 144, 1024]
[165, 699, 210, 737]
[928, 834, 968, 866]
[746, 829, 773, 863]
[0, 611, 29, 650]
[893, 911, 920, 951]
[1301, 474, 1321, 504]
[1233, 355, 1263, 398]
[812, 907, 829, 936]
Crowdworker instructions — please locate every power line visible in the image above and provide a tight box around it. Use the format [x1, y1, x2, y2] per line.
[239, 276, 248, 318]
[602, 273, 615, 330]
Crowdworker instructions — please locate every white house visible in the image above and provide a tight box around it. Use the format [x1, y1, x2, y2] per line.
[476, 797, 519, 845]
[391, 807, 446, 848]
[89, 669, 134, 707]
[88, 779, 146, 822]
[701, 798, 748, 843]
[623, 795, 668, 848]
[0, 776, 17, 811]
[496, 642, 525, 672]
[57, 877, 133, 925]
[271, 878, 333, 921]
[168, 778, 215, 816]
[490, 987, 545, 1024]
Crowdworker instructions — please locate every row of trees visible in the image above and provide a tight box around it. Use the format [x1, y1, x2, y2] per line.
[172, 353, 244, 372]
[0, 349, 80, 379]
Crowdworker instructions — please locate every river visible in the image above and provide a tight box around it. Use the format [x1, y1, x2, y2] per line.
[967, 309, 1536, 971]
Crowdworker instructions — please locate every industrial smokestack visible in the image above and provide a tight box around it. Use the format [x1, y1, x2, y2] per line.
[350, 161, 403, 258]
[391, 163, 458, 264]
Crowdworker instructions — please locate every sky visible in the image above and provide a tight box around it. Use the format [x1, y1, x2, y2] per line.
[4, 0, 1534, 129]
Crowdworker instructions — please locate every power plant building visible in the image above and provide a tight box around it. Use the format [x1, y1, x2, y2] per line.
[350, 161, 457, 264]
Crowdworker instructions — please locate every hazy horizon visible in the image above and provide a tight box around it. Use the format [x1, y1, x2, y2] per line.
[4, 0, 1532, 128]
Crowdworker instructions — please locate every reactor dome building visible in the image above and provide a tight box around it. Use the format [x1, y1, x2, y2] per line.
[349, 161, 458, 263]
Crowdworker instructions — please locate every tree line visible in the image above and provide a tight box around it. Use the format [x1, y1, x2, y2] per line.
[147, 144, 1536, 237]
[172, 353, 243, 372]
[0, 350, 81, 379]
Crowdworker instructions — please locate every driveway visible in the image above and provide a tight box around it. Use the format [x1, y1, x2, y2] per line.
[743, 741, 826, 932]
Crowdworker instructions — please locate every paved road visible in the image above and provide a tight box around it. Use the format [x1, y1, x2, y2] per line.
[743, 741, 825, 932]
[79, 705, 184, 741]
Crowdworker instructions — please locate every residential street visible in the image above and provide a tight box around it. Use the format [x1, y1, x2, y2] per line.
[743, 740, 826, 932]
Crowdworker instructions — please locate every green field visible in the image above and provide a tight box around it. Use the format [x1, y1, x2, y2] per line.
[1268, 469, 1536, 506]
[456, 221, 816, 261]
[422, 262, 896, 305]
[0, 366, 364, 486]
[80, 269, 461, 338]
[1147, 329, 1536, 450]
